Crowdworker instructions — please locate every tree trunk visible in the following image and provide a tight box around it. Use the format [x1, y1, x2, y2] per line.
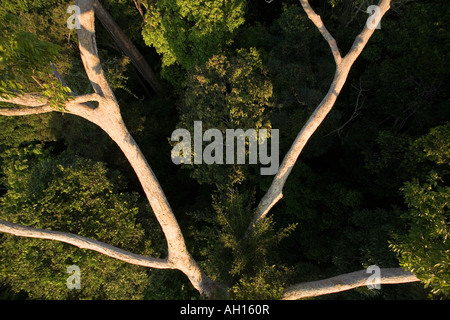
[93, 0, 165, 96]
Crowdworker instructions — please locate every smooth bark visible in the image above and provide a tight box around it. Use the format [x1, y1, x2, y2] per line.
[283, 268, 419, 300]
[249, 0, 391, 229]
[1, 0, 214, 298]
[92, 0, 165, 96]
[0, 220, 170, 269]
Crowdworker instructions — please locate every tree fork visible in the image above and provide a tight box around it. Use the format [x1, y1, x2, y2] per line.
[1, 0, 213, 299]
[249, 0, 392, 230]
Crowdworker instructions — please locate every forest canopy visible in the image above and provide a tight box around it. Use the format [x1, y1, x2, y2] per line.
[0, 0, 448, 301]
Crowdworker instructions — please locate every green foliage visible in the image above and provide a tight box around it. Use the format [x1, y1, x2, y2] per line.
[145, 269, 202, 300]
[391, 173, 449, 297]
[229, 265, 290, 300]
[141, 0, 246, 83]
[413, 123, 450, 166]
[0, 14, 58, 97]
[0, 147, 161, 299]
[0, 115, 56, 151]
[242, 4, 337, 157]
[175, 48, 273, 187]
[390, 124, 450, 298]
[182, 48, 273, 129]
[0, 5, 74, 110]
[50, 113, 114, 161]
[100, 54, 135, 97]
[188, 189, 295, 299]
[100, 0, 145, 43]
[0, 0, 67, 14]
[216, 191, 295, 299]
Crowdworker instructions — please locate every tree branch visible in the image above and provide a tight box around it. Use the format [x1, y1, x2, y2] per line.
[93, 0, 165, 96]
[249, 0, 391, 230]
[0, 104, 54, 116]
[50, 63, 77, 97]
[3, 0, 216, 298]
[0, 0, 402, 301]
[0, 219, 170, 269]
[0, 93, 49, 107]
[344, 0, 391, 64]
[299, 0, 342, 64]
[282, 268, 419, 300]
[0, 92, 101, 117]
[1, 0, 216, 298]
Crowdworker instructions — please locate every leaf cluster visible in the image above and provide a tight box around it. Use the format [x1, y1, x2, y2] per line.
[0, 146, 160, 299]
[175, 48, 274, 187]
[141, 0, 246, 73]
[390, 124, 450, 297]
